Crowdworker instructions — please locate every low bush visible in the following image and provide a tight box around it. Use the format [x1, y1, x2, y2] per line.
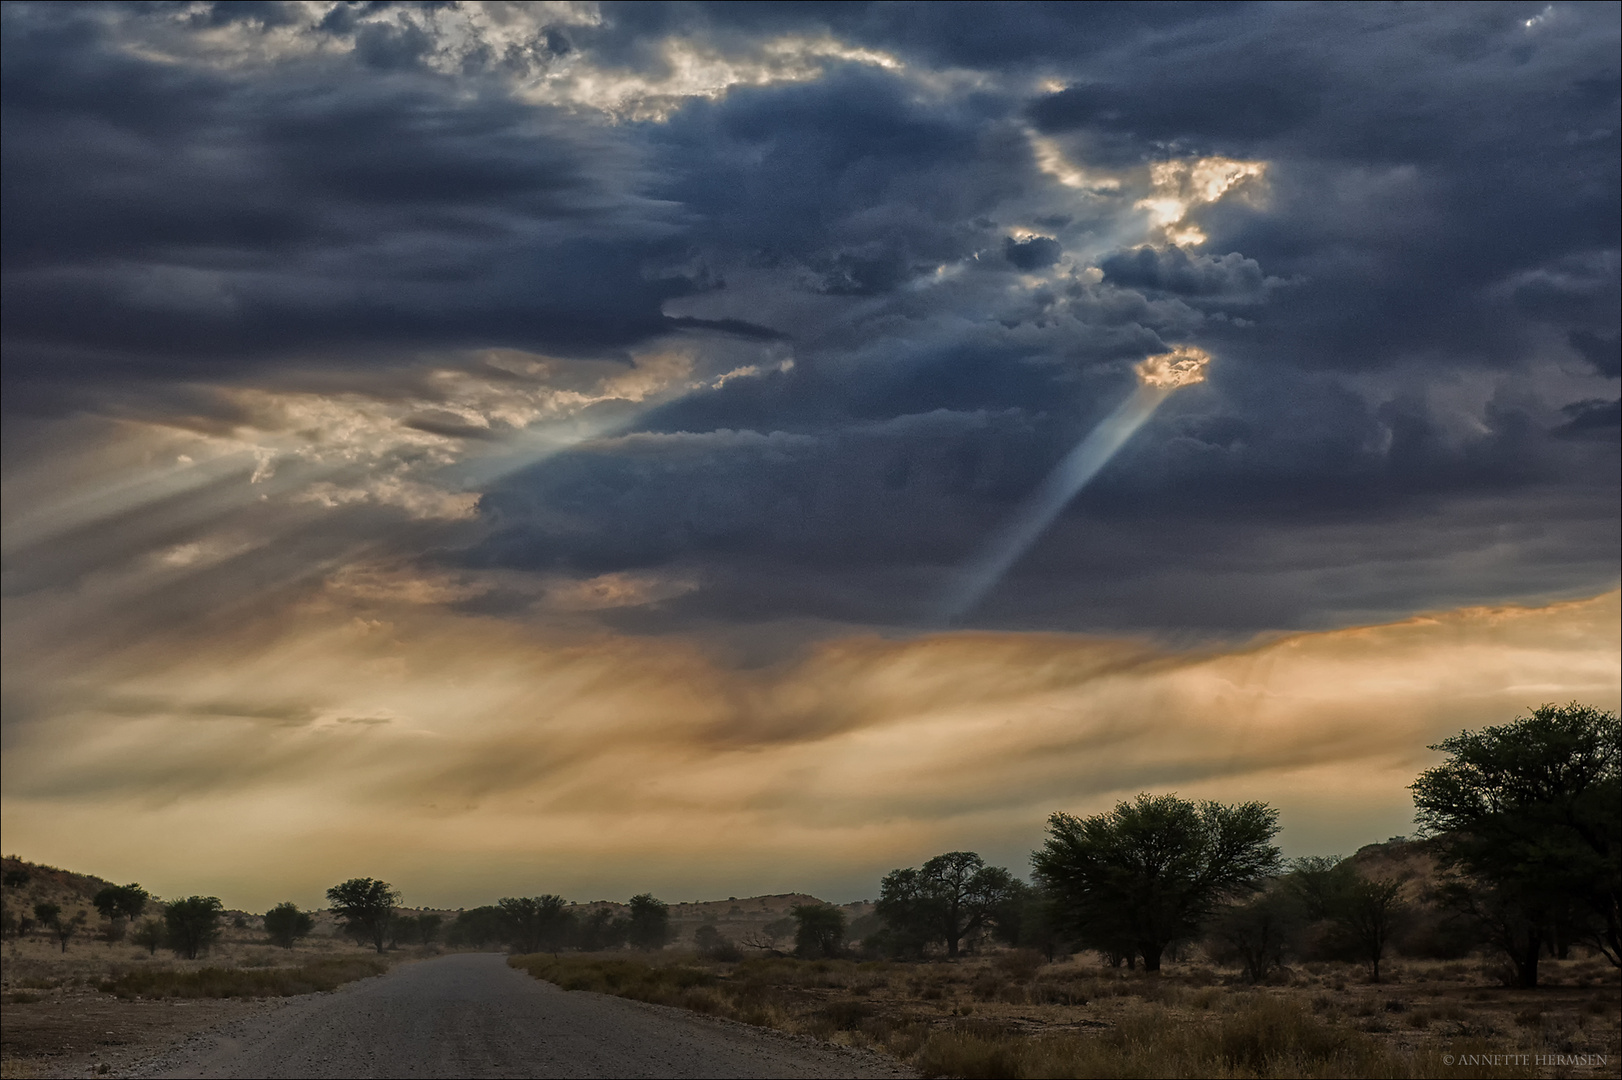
[509, 952, 1609, 1079]
[98, 957, 385, 999]
[508, 955, 716, 1006]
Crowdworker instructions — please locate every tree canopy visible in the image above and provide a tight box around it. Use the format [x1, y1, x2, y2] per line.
[1412, 702, 1620, 985]
[92, 884, 150, 925]
[165, 896, 224, 959]
[326, 878, 401, 954]
[499, 895, 574, 954]
[626, 894, 670, 952]
[1032, 793, 1282, 971]
[263, 902, 315, 950]
[790, 903, 846, 958]
[876, 851, 1021, 957]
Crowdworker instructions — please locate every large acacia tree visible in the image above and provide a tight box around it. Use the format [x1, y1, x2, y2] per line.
[876, 851, 1020, 957]
[1033, 794, 1282, 971]
[1412, 702, 1620, 987]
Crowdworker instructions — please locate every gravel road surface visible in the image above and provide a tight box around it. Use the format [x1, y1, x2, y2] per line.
[129, 952, 911, 1079]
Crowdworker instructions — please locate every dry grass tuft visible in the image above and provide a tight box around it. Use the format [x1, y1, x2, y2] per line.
[97, 957, 386, 999]
[508, 951, 1618, 1079]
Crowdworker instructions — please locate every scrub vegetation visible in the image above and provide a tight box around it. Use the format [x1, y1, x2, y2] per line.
[503, 704, 1619, 1078]
[98, 957, 386, 999]
[509, 949, 1617, 1078]
[3, 704, 1616, 1077]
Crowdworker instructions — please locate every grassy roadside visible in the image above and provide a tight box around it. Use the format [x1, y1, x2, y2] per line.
[2, 932, 411, 1077]
[98, 956, 387, 999]
[509, 952, 1618, 1079]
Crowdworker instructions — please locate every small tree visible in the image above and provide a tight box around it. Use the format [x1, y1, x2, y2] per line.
[1033, 794, 1283, 972]
[387, 914, 417, 949]
[1334, 875, 1407, 983]
[165, 896, 224, 959]
[263, 902, 315, 950]
[876, 851, 1022, 957]
[1412, 702, 1620, 986]
[326, 878, 400, 954]
[131, 918, 165, 954]
[791, 904, 846, 958]
[447, 906, 507, 948]
[33, 902, 87, 953]
[416, 912, 443, 946]
[1281, 857, 1409, 982]
[499, 895, 574, 954]
[1209, 887, 1301, 984]
[626, 894, 670, 951]
[93, 884, 150, 942]
[575, 907, 630, 951]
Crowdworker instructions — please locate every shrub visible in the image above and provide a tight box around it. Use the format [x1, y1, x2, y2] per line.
[165, 896, 224, 959]
[263, 902, 315, 950]
[99, 958, 386, 999]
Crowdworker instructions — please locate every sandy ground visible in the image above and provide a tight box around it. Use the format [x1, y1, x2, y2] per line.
[1, 994, 276, 1079]
[123, 953, 912, 1079]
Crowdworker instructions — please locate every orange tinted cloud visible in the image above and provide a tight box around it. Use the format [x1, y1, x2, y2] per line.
[2, 582, 1615, 909]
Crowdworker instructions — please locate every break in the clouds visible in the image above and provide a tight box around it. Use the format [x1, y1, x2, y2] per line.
[2, 2, 1618, 902]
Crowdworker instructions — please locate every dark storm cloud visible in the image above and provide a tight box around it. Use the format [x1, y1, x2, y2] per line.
[1004, 236, 1062, 271]
[0, 3, 754, 402]
[1100, 247, 1272, 301]
[3, 1, 1618, 636]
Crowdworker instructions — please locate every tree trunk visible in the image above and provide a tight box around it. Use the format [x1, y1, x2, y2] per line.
[1515, 930, 1541, 988]
[1140, 943, 1163, 972]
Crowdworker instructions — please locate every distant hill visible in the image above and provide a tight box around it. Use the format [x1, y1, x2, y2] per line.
[1344, 836, 1442, 885]
[1, 855, 116, 923]
[0, 856, 870, 946]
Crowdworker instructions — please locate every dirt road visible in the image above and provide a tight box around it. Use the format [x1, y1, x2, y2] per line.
[127, 952, 911, 1079]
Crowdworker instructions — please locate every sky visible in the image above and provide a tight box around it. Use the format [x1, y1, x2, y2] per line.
[1, 1, 1618, 911]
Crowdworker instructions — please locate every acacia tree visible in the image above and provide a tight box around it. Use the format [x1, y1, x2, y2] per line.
[790, 903, 846, 958]
[165, 896, 224, 959]
[1208, 887, 1301, 984]
[1282, 857, 1409, 983]
[1332, 875, 1407, 983]
[326, 878, 401, 954]
[626, 894, 670, 951]
[448, 906, 507, 948]
[1412, 702, 1620, 987]
[263, 902, 315, 950]
[574, 908, 631, 951]
[1033, 794, 1282, 972]
[131, 918, 165, 954]
[876, 851, 1021, 957]
[33, 902, 87, 953]
[93, 884, 150, 942]
[498, 895, 574, 954]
